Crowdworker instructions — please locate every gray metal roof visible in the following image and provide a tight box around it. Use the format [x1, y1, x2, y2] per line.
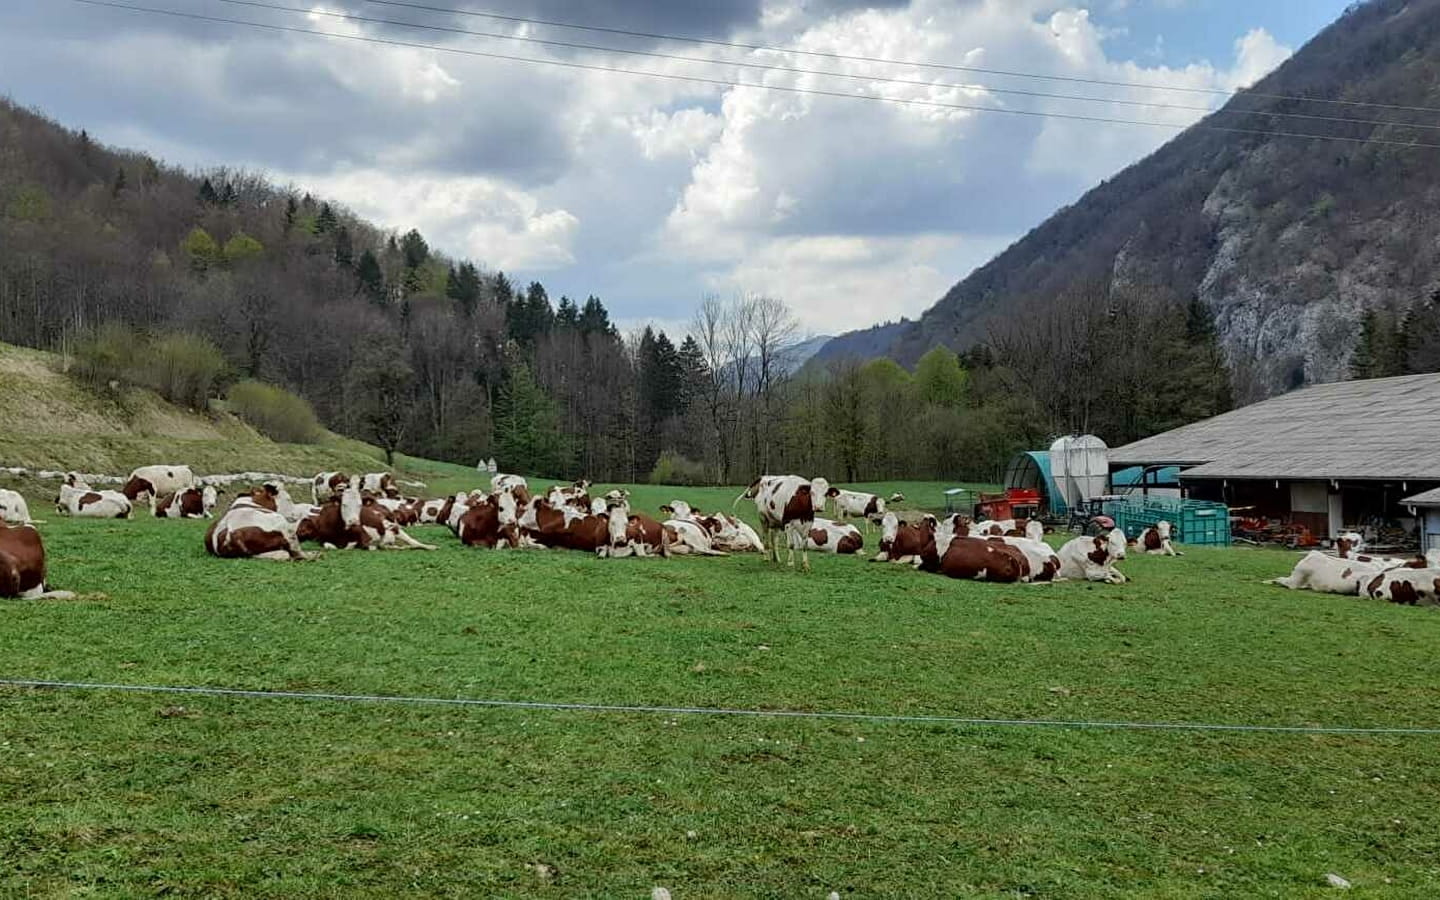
[1109, 372, 1440, 481]
[1402, 487, 1440, 507]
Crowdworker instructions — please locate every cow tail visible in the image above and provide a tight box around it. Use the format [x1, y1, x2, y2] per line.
[660, 524, 672, 559]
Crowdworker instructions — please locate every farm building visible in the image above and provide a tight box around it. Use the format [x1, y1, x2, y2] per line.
[1110, 373, 1440, 543]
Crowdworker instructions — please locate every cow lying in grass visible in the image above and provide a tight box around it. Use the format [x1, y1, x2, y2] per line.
[296, 486, 436, 551]
[0, 521, 75, 599]
[154, 486, 218, 519]
[1360, 568, 1440, 605]
[805, 518, 863, 555]
[55, 483, 132, 519]
[1057, 535, 1127, 584]
[1139, 520, 1179, 556]
[1269, 550, 1420, 595]
[205, 489, 313, 561]
[0, 489, 33, 525]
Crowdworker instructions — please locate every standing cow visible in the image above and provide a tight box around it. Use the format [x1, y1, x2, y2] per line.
[738, 475, 826, 571]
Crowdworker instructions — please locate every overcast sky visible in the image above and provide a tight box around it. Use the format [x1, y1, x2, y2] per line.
[2, 0, 1352, 338]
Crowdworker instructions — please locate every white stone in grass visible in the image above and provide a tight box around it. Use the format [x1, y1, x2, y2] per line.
[1325, 873, 1352, 889]
[829, 893, 841, 900]
[652, 889, 672, 900]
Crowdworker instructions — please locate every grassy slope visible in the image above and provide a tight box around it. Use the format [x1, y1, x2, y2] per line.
[0, 342, 385, 477]
[3, 510, 1440, 897]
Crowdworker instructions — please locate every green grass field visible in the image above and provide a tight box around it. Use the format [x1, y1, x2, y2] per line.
[5, 478, 1440, 897]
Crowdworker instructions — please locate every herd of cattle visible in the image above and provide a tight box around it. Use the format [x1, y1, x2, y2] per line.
[10, 464, 1436, 607]
[0, 466, 1198, 600]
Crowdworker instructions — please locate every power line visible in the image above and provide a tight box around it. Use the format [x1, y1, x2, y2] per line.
[64, 0, 1440, 150]
[8, 678, 1440, 736]
[363, 0, 1440, 117]
[214, 0, 1440, 134]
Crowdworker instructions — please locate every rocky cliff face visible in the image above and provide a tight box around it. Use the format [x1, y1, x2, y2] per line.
[851, 0, 1440, 399]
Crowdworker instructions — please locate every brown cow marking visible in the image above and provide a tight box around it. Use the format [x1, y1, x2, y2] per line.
[810, 528, 830, 547]
[1366, 574, 1384, 597]
[1142, 529, 1161, 552]
[781, 485, 814, 526]
[1389, 580, 1420, 606]
[1086, 537, 1109, 566]
[121, 476, 155, 501]
[863, 496, 879, 517]
[836, 532, 863, 555]
[77, 492, 104, 509]
[0, 523, 46, 597]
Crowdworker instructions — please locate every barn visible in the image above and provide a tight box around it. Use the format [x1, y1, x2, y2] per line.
[1109, 373, 1440, 544]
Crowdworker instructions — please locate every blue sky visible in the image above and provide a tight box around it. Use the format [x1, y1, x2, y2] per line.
[0, 0, 1362, 338]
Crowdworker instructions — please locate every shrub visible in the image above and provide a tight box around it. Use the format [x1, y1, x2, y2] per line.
[145, 333, 227, 410]
[648, 451, 710, 486]
[227, 380, 322, 444]
[72, 322, 143, 390]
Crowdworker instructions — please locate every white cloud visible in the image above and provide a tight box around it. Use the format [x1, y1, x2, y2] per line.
[292, 169, 580, 271]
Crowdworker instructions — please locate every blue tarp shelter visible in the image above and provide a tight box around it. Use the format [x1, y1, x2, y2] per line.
[1004, 451, 1068, 515]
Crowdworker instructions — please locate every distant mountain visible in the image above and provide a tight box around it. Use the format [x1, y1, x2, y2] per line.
[831, 0, 1440, 398]
[808, 320, 911, 366]
[786, 334, 835, 372]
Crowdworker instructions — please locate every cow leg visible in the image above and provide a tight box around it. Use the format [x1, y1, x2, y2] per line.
[254, 550, 295, 561]
[390, 529, 438, 551]
[801, 547, 811, 573]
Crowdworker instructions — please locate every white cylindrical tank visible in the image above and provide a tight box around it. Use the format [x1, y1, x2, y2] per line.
[1049, 435, 1109, 510]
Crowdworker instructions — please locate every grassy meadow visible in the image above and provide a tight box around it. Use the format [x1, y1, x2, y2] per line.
[4, 474, 1440, 896]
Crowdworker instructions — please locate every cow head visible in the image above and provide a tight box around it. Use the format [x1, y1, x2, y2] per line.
[340, 486, 363, 528]
[1155, 520, 1172, 540]
[809, 478, 830, 511]
[1107, 527, 1128, 560]
[825, 486, 841, 499]
[248, 487, 278, 511]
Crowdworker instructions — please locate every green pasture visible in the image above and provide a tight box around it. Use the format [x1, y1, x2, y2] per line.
[3, 480, 1440, 897]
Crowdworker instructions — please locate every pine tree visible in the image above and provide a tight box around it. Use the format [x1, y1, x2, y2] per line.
[356, 250, 386, 304]
[198, 177, 219, 206]
[315, 203, 338, 235]
[283, 195, 299, 233]
[111, 167, 127, 198]
[219, 181, 238, 205]
[579, 295, 613, 336]
[141, 155, 161, 187]
[333, 225, 353, 268]
[676, 335, 708, 413]
[1405, 292, 1440, 374]
[77, 129, 93, 164]
[555, 296, 579, 328]
[400, 229, 429, 269]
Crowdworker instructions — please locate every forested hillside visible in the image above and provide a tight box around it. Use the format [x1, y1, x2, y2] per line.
[0, 94, 1235, 482]
[843, 0, 1440, 400]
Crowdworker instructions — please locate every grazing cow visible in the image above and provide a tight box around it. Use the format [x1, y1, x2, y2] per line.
[55, 484, 132, 519]
[205, 490, 313, 561]
[359, 473, 402, 499]
[1057, 535, 1127, 584]
[122, 465, 196, 503]
[154, 485, 218, 519]
[0, 521, 75, 599]
[1269, 551, 1398, 595]
[738, 475, 826, 570]
[1360, 568, 1440, 605]
[312, 471, 351, 505]
[1140, 520, 1179, 556]
[805, 518, 864, 555]
[825, 488, 885, 530]
[873, 512, 937, 564]
[298, 486, 435, 550]
[1335, 532, 1366, 558]
[927, 535, 1030, 583]
[999, 536, 1064, 582]
[0, 489, 33, 525]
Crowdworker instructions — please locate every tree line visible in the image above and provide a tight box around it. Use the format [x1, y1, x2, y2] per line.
[0, 98, 1237, 482]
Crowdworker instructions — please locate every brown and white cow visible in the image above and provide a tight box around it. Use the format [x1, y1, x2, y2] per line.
[1335, 531, 1366, 558]
[1139, 520, 1179, 556]
[738, 475, 826, 571]
[205, 489, 313, 561]
[824, 488, 885, 531]
[0, 489, 33, 525]
[925, 535, 1030, 583]
[297, 486, 435, 551]
[452, 494, 521, 549]
[312, 471, 351, 505]
[661, 518, 727, 557]
[56, 483, 132, 519]
[998, 536, 1063, 582]
[359, 472, 402, 499]
[1057, 535, 1127, 584]
[1360, 568, 1440, 605]
[1270, 551, 1398, 595]
[122, 465, 196, 503]
[872, 512, 935, 564]
[154, 485, 219, 519]
[0, 521, 75, 599]
[805, 518, 864, 555]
